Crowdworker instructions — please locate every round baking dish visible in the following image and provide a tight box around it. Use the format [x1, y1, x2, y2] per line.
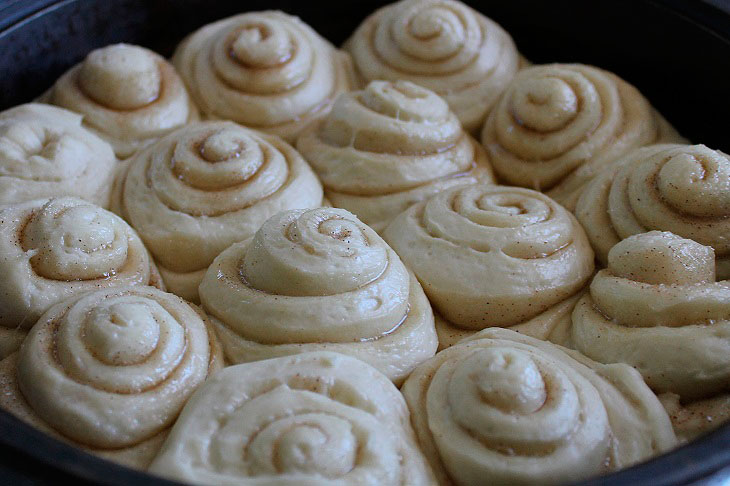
[0, 0, 729, 484]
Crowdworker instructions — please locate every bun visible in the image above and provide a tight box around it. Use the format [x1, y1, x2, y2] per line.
[0, 286, 222, 469]
[150, 351, 435, 484]
[43, 44, 199, 158]
[199, 207, 438, 384]
[402, 328, 676, 485]
[297, 80, 494, 232]
[0, 104, 116, 206]
[173, 11, 354, 142]
[345, 0, 520, 132]
[383, 184, 594, 347]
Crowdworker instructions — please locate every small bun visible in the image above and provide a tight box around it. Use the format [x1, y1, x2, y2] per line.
[297, 80, 495, 231]
[44, 44, 199, 158]
[345, 0, 520, 132]
[0, 104, 116, 206]
[572, 231, 730, 440]
[173, 11, 354, 142]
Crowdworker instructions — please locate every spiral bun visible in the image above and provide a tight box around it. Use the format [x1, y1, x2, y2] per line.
[576, 144, 730, 279]
[383, 184, 594, 347]
[0, 197, 163, 358]
[572, 231, 730, 440]
[150, 351, 435, 485]
[173, 11, 354, 142]
[298, 80, 495, 232]
[114, 121, 323, 302]
[402, 328, 676, 485]
[43, 44, 199, 159]
[481, 64, 684, 208]
[199, 207, 437, 384]
[346, 0, 520, 132]
[0, 104, 116, 206]
[572, 231, 730, 398]
[0, 286, 222, 469]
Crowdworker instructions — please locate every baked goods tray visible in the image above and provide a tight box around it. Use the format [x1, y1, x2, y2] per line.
[0, 0, 728, 485]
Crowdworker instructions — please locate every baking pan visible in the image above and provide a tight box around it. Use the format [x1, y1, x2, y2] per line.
[0, 0, 729, 484]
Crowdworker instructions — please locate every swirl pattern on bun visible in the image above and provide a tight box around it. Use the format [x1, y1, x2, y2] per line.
[576, 144, 730, 279]
[297, 80, 495, 232]
[173, 11, 354, 142]
[402, 328, 676, 485]
[0, 286, 223, 469]
[0, 104, 116, 206]
[149, 351, 435, 485]
[345, 0, 520, 132]
[383, 184, 594, 347]
[199, 207, 437, 384]
[113, 121, 323, 302]
[571, 231, 730, 439]
[480, 64, 684, 208]
[0, 197, 163, 359]
[43, 44, 199, 159]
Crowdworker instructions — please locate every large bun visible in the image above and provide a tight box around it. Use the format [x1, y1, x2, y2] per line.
[199, 207, 438, 384]
[150, 351, 436, 484]
[402, 328, 676, 485]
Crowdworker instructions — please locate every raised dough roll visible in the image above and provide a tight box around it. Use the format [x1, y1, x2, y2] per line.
[480, 64, 684, 209]
[571, 231, 730, 440]
[173, 11, 354, 142]
[149, 351, 435, 485]
[199, 207, 438, 385]
[0, 103, 116, 206]
[297, 80, 495, 232]
[345, 0, 520, 132]
[575, 144, 730, 279]
[0, 286, 223, 469]
[402, 328, 676, 486]
[0, 197, 163, 359]
[383, 184, 594, 348]
[43, 44, 199, 159]
[114, 121, 323, 302]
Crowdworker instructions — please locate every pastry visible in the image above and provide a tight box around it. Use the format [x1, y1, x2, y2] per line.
[480, 64, 684, 209]
[571, 231, 730, 441]
[112, 120, 323, 302]
[0, 286, 223, 469]
[297, 80, 495, 232]
[402, 327, 677, 485]
[0, 197, 163, 359]
[345, 0, 520, 132]
[42, 44, 199, 159]
[198, 207, 438, 385]
[0, 103, 116, 206]
[575, 144, 730, 279]
[149, 351, 435, 485]
[173, 11, 354, 142]
[383, 184, 594, 348]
